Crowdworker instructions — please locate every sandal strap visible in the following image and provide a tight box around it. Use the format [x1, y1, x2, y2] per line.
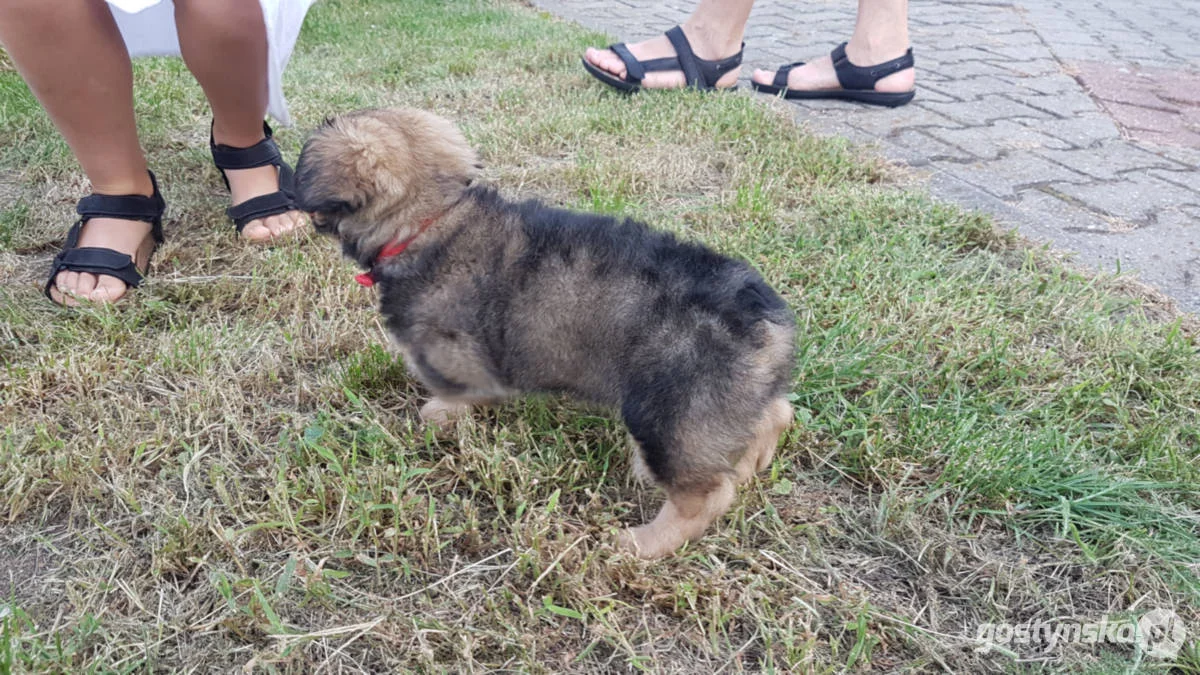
[43, 228, 150, 301]
[210, 121, 282, 172]
[76, 193, 163, 223]
[226, 185, 296, 233]
[70, 170, 166, 246]
[664, 25, 743, 89]
[665, 25, 703, 87]
[831, 42, 914, 91]
[607, 27, 743, 90]
[610, 43, 646, 83]
[211, 120, 300, 233]
[771, 61, 805, 88]
[49, 246, 145, 288]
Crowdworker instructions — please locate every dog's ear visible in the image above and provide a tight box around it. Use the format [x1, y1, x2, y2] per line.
[432, 170, 475, 202]
[294, 138, 368, 218]
[294, 161, 367, 234]
[430, 151, 482, 201]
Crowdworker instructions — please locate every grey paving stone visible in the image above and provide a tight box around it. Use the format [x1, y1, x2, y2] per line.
[1016, 114, 1122, 147]
[977, 43, 1056, 61]
[1149, 169, 1200, 196]
[911, 65, 954, 83]
[895, 83, 955, 104]
[978, 31, 1050, 49]
[992, 57, 1073, 78]
[920, 77, 999, 102]
[1051, 44, 1123, 62]
[1112, 45, 1175, 66]
[1049, 173, 1199, 223]
[1156, 145, 1200, 168]
[1156, 208, 1200, 232]
[922, 47, 1006, 66]
[1010, 191, 1200, 305]
[920, 95, 1054, 126]
[1018, 91, 1103, 118]
[1000, 73, 1088, 96]
[950, 153, 1094, 200]
[921, 60, 1023, 81]
[838, 104, 965, 135]
[924, 119, 1075, 161]
[1033, 143, 1187, 181]
[1013, 191, 1132, 242]
[1050, 32, 1106, 48]
[885, 127, 977, 163]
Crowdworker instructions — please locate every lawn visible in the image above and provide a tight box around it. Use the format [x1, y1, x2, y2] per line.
[2, 0, 1199, 672]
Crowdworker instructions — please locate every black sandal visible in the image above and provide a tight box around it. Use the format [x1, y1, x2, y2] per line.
[751, 42, 915, 108]
[43, 171, 166, 305]
[582, 25, 743, 93]
[209, 121, 299, 236]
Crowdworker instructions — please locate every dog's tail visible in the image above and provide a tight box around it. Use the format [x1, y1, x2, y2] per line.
[730, 277, 792, 327]
[733, 275, 795, 399]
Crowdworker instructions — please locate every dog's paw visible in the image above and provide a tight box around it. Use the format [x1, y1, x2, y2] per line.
[614, 527, 641, 556]
[614, 525, 671, 560]
[419, 397, 471, 427]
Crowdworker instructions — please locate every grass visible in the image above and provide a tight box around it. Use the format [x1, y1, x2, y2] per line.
[2, 0, 1199, 672]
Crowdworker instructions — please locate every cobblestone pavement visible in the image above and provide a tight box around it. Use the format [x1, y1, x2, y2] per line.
[532, 0, 1200, 311]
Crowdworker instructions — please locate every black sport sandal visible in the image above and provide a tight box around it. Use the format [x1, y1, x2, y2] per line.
[209, 121, 299, 237]
[43, 171, 166, 305]
[582, 25, 744, 93]
[752, 42, 915, 107]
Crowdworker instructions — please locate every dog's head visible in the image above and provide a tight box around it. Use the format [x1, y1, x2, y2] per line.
[294, 107, 481, 268]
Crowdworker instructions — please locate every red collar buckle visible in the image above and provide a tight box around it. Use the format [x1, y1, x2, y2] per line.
[353, 212, 443, 289]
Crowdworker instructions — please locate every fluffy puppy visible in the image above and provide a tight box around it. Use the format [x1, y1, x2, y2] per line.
[294, 108, 795, 559]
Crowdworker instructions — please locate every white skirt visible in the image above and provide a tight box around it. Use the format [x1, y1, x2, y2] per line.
[107, 0, 315, 126]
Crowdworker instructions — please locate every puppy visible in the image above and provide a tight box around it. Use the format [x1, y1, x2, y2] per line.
[294, 108, 795, 559]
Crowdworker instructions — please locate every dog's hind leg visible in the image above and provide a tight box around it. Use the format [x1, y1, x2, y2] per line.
[627, 434, 657, 485]
[733, 397, 792, 484]
[618, 475, 737, 560]
[618, 397, 792, 558]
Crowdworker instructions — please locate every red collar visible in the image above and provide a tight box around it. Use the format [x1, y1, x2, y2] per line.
[354, 213, 441, 288]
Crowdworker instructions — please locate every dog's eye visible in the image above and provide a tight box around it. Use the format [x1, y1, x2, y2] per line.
[319, 199, 358, 216]
[311, 213, 337, 232]
[305, 199, 358, 233]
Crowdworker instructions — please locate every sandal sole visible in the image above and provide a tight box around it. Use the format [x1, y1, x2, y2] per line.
[581, 57, 739, 93]
[751, 81, 915, 107]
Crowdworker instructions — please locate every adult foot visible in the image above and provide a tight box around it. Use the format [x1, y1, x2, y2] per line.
[212, 125, 305, 243]
[751, 39, 914, 95]
[583, 24, 742, 90]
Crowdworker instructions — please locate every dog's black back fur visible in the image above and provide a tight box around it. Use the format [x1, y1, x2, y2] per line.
[372, 186, 795, 485]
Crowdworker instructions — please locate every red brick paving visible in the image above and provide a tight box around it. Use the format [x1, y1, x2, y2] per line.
[1075, 62, 1200, 149]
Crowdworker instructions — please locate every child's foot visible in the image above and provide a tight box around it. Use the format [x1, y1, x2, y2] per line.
[49, 216, 154, 306]
[212, 125, 305, 243]
[49, 174, 157, 306]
